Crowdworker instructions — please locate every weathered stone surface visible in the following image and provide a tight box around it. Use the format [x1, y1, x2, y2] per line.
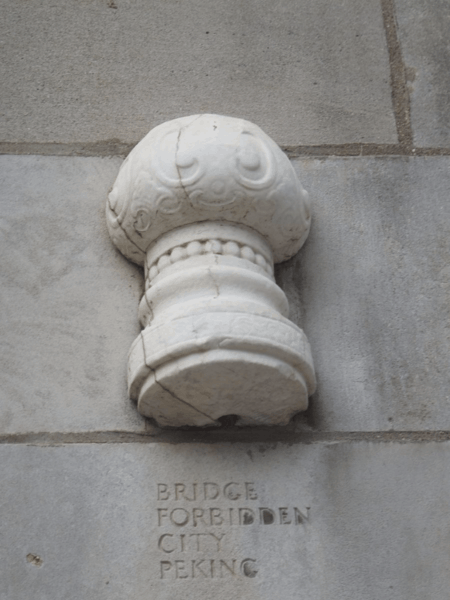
[282, 156, 450, 431]
[0, 0, 396, 146]
[395, 0, 450, 147]
[0, 155, 146, 433]
[1, 441, 449, 599]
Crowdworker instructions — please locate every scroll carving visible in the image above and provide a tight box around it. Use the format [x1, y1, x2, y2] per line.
[107, 114, 315, 427]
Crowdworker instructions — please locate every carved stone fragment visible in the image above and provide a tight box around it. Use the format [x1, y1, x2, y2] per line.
[107, 114, 315, 427]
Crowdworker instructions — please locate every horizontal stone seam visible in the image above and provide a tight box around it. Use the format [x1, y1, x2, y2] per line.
[0, 431, 449, 445]
[1, 143, 450, 158]
[284, 146, 450, 157]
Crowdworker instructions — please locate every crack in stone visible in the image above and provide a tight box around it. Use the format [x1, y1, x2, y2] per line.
[154, 374, 218, 425]
[140, 334, 218, 425]
[207, 266, 220, 298]
[142, 292, 153, 325]
[107, 198, 146, 257]
[174, 115, 205, 202]
[174, 128, 190, 201]
[174, 115, 203, 201]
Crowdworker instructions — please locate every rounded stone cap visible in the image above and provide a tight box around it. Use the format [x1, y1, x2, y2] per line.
[107, 114, 311, 265]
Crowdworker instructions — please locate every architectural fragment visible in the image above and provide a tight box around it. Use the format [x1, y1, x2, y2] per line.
[106, 114, 315, 427]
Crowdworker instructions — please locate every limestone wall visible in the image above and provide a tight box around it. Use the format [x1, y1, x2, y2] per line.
[1, 1, 449, 598]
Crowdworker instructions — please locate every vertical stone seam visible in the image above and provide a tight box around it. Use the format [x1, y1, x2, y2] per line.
[380, 0, 414, 150]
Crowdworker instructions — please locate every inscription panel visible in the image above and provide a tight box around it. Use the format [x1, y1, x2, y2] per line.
[4, 443, 449, 599]
[150, 476, 311, 594]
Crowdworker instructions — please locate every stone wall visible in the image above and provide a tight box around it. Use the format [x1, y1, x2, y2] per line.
[1, 1, 449, 598]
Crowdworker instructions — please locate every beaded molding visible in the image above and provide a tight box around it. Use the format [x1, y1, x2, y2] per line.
[146, 238, 273, 284]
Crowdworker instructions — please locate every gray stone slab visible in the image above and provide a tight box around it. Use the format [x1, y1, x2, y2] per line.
[395, 0, 450, 147]
[281, 156, 450, 431]
[1, 441, 449, 599]
[2, 155, 450, 434]
[0, 155, 146, 433]
[0, 0, 397, 146]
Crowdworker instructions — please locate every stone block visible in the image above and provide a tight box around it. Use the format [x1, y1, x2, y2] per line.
[0, 155, 146, 433]
[0, 0, 397, 146]
[281, 156, 450, 431]
[395, 0, 450, 147]
[1, 441, 449, 599]
[2, 155, 450, 434]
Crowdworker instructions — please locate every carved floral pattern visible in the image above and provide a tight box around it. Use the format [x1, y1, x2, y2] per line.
[106, 114, 311, 265]
[234, 131, 276, 191]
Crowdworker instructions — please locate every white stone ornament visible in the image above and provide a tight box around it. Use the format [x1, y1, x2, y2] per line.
[107, 114, 315, 427]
